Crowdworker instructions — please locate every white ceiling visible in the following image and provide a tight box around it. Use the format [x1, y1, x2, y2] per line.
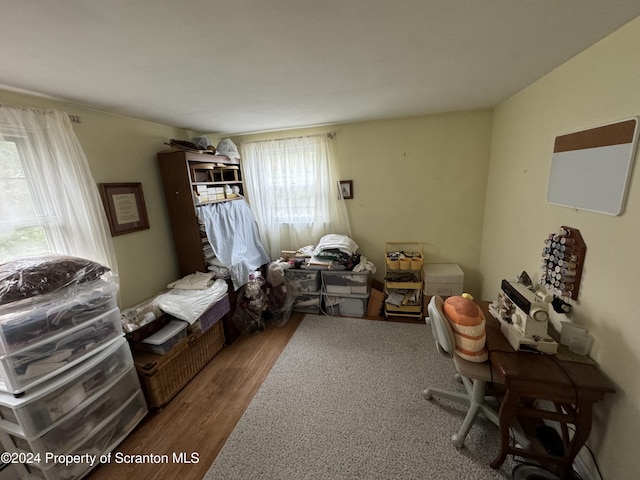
[2, 1, 640, 135]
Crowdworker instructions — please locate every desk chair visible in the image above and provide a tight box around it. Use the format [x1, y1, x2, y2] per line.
[423, 295, 503, 448]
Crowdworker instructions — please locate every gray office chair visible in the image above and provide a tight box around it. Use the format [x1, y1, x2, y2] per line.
[423, 295, 504, 448]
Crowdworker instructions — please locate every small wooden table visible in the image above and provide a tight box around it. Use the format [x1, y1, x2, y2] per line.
[480, 302, 615, 479]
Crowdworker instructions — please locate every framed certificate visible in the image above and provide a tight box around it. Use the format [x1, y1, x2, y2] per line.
[99, 182, 150, 236]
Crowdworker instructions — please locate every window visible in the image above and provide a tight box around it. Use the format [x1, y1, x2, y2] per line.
[0, 136, 50, 262]
[259, 142, 329, 224]
[241, 134, 350, 258]
[0, 105, 116, 269]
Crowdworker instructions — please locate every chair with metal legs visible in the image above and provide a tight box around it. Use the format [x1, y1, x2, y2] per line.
[423, 295, 505, 448]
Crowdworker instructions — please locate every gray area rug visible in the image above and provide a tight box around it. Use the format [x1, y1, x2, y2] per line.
[204, 315, 516, 479]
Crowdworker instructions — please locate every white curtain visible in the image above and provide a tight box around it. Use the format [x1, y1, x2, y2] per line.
[0, 104, 117, 271]
[241, 134, 351, 259]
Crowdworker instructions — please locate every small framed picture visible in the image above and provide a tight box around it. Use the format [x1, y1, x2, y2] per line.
[98, 182, 150, 236]
[339, 180, 353, 199]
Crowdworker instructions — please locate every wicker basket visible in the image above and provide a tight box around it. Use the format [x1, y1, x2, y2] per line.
[134, 320, 225, 409]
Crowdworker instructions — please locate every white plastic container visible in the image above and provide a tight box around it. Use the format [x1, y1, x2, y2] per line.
[141, 320, 188, 355]
[569, 332, 594, 356]
[0, 308, 123, 395]
[560, 321, 588, 346]
[423, 263, 464, 296]
[0, 336, 133, 437]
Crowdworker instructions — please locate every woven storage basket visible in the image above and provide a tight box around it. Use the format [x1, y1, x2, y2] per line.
[134, 320, 225, 409]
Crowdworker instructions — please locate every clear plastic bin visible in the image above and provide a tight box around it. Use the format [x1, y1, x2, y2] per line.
[141, 320, 188, 355]
[321, 271, 370, 294]
[0, 336, 133, 437]
[0, 278, 118, 356]
[0, 308, 123, 395]
[291, 293, 321, 313]
[1, 367, 141, 457]
[284, 269, 321, 293]
[322, 293, 370, 317]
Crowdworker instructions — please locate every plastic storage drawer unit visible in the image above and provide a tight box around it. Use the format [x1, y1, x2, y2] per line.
[0, 336, 133, 437]
[0, 279, 118, 356]
[0, 367, 141, 457]
[0, 308, 123, 395]
[20, 389, 147, 480]
[141, 320, 188, 355]
[321, 271, 370, 295]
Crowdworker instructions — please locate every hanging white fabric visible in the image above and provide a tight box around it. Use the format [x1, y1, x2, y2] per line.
[241, 134, 352, 259]
[0, 104, 117, 271]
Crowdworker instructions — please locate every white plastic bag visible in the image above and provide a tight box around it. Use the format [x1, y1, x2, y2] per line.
[216, 138, 240, 160]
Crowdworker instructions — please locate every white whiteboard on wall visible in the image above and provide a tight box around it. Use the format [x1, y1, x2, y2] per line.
[547, 117, 639, 216]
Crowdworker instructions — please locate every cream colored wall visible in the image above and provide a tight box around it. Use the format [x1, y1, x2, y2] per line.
[0, 89, 189, 307]
[479, 17, 640, 479]
[232, 110, 493, 295]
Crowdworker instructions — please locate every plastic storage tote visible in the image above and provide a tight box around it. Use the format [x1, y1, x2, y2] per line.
[141, 320, 188, 355]
[321, 271, 370, 295]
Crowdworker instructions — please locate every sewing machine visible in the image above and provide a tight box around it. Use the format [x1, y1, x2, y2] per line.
[489, 279, 558, 354]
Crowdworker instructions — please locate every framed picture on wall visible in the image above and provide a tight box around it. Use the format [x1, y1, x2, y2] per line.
[99, 182, 150, 236]
[340, 180, 353, 199]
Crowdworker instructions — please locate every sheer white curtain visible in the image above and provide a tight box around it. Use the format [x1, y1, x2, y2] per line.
[241, 134, 351, 259]
[0, 104, 117, 270]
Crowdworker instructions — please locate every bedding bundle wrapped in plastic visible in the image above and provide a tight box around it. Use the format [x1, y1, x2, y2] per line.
[0, 255, 113, 307]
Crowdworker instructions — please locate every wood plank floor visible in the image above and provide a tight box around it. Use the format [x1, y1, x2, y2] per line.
[87, 312, 305, 480]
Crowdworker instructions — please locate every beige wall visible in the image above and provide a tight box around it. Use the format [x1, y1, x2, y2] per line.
[232, 110, 494, 296]
[0, 89, 188, 307]
[480, 17, 640, 479]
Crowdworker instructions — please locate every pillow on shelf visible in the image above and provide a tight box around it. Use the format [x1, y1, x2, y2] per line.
[443, 295, 488, 363]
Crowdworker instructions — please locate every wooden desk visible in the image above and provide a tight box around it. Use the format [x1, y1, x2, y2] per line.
[480, 302, 615, 479]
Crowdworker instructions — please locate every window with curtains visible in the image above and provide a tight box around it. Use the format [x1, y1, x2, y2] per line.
[0, 105, 116, 269]
[241, 134, 351, 259]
